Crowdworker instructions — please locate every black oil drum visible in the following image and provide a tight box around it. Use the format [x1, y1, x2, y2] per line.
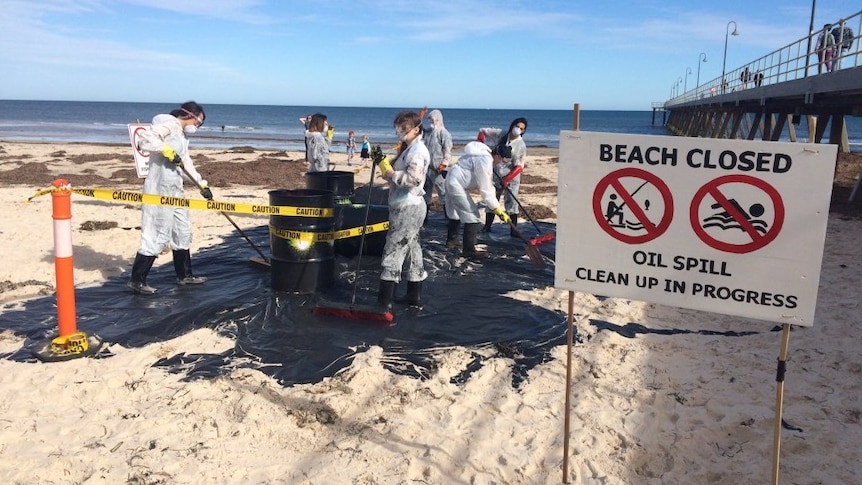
[333, 204, 389, 258]
[351, 184, 389, 206]
[268, 189, 335, 294]
[305, 170, 354, 204]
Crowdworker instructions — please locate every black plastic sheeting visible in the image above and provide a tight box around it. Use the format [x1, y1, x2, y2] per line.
[0, 211, 567, 387]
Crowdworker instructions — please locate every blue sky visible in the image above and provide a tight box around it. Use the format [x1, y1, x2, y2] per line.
[0, 0, 854, 110]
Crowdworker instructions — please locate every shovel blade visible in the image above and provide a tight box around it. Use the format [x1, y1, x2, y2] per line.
[524, 243, 545, 268]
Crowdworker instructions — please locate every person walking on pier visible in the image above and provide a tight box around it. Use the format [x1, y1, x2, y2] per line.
[739, 67, 751, 89]
[816, 24, 835, 74]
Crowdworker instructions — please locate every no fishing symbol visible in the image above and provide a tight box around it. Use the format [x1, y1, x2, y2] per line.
[592, 167, 673, 244]
[689, 174, 785, 254]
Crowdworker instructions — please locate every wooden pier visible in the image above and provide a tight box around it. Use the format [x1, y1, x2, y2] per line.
[660, 11, 861, 154]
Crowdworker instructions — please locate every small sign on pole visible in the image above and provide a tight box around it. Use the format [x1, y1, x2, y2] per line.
[127, 123, 150, 178]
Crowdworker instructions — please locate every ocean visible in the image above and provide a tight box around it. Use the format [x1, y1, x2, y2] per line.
[0, 100, 859, 152]
[0, 100, 670, 152]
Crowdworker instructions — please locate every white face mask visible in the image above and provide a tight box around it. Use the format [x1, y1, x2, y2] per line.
[183, 125, 197, 135]
[397, 126, 413, 142]
[511, 127, 522, 137]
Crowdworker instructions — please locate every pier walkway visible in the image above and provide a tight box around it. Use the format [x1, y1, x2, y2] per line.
[661, 9, 861, 153]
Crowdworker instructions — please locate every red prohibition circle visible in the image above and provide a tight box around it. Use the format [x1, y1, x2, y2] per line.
[592, 167, 673, 244]
[689, 174, 784, 254]
[132, 127, 149, 158]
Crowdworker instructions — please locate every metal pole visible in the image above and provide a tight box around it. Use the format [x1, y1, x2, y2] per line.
[684, 67, 692, 94]
[722, 20, 738, 93]
[696, 52, 707, 90]
[805, 0, 816, 77]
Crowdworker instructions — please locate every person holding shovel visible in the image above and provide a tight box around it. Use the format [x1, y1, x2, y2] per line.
[128, 101, 213, 295]
[479, 117, 528, 236]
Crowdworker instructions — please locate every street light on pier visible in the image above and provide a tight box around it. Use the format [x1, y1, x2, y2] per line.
[676, 77, 683, 97]
[684, 67, 692, 94]
[722, 21, 739, 93]
[696, 52, 707, 89]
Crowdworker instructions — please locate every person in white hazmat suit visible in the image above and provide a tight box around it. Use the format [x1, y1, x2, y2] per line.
[478, 117, 528, 236]
[422, 109, 453, 224]
[305, 113, 335, 172]
[444, 141, 510, 258]
[374, 110, 431, 310]
[128, 101, 213, 295]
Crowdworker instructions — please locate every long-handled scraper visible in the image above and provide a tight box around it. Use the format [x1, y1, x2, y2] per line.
[493, 171, 555, 248]
[177, 161, 270, 264]
[314, 152, 395, 323]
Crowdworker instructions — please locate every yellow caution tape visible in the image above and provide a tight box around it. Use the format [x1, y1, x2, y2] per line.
[269, 220, 390, 242]
[29, 185, 391, 241]
[28, 186, 334, 217]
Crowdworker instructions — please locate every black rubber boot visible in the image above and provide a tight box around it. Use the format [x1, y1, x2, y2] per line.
[508, 214, 519, 237]
[376, 280, 397, 310]
[395, 281, 423, 309]
[173, 249, 207, 285]
[463, 223, 485, 259]
[446, 218, 462, 249]
[128, 253, 157, 294]
[480, 212, 495, 233]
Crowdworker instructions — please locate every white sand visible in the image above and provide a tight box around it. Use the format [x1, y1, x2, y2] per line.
[0, 141, 860, 484]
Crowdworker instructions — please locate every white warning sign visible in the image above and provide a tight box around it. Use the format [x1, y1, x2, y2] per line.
[554, 131, 836, 326]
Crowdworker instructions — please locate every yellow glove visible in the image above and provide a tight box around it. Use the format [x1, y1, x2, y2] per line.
[377, 157, 392, 176]
[493, 206, 511, 224]
[161, 146, 181, 165]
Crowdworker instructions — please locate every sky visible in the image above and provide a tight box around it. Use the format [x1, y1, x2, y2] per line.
[0, 0, 854, 110]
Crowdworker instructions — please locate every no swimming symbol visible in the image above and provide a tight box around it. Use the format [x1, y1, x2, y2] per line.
[690, 174, 785, 254]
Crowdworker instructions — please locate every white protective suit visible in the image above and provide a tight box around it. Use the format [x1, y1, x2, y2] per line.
[305, 131, 331, 172]
[422, 109, 453, 204]
[135, 114, 208, 256]
[444, 142, 501, 224]
[480, 127, 527, 215]
[380, 136, 430, 283]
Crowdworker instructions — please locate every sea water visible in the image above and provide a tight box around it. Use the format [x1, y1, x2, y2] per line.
[0, 100, 669, 152]
[1, 100, 859, 152]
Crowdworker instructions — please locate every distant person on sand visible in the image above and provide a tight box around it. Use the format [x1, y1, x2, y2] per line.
[360, 135, 371, 166]
[305, 113, 334, 172]
[478, 117, 528, 237]
[422, 109, 453, 224]
[346, 130, 357, 166]
[128, 101, 212, 295]
[300, 114, 312, 153]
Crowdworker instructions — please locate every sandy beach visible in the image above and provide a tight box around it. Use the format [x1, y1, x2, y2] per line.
[0, 140, 860, 484]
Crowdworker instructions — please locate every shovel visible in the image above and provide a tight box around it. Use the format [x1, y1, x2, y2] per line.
[177, 161, 270, 264]
[506, 219, 545, 268]
[493, 171, 555, 247]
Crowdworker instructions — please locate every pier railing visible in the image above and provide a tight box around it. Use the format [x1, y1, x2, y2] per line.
[666, 9, 861, 105]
